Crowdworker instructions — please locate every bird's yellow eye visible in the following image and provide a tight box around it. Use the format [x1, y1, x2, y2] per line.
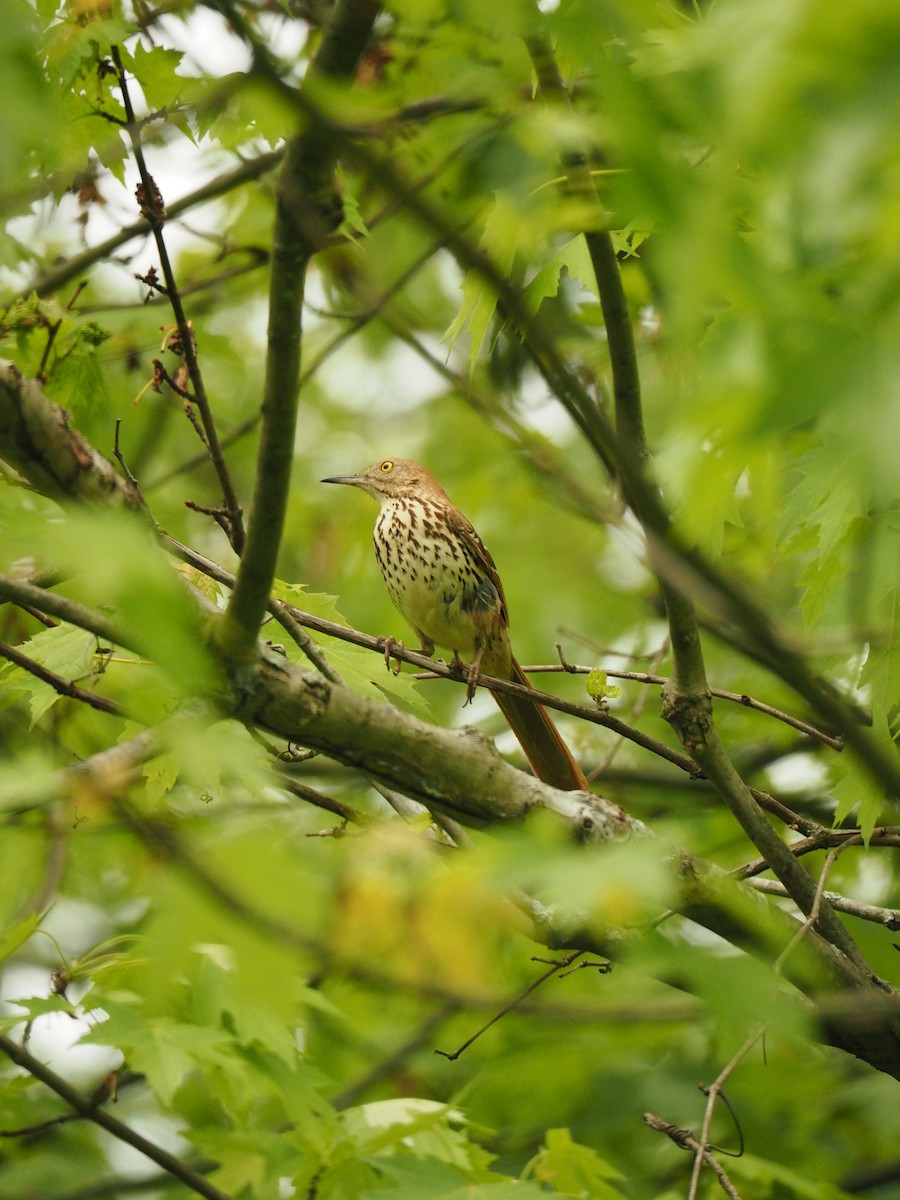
[380, 460, 393, 473]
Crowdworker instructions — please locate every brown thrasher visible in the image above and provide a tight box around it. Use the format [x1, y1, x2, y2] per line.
[322, 458, 589, 792]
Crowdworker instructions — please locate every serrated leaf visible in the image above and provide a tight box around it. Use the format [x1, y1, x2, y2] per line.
[525, 1128, 625, 1198]
[51, 345, 110, 418]
[273, 580, 430, 713]
[85, 1006, 236, 1105]
[859, 588, 900, 719]
[172, 561, 224, 604]
[127, 41, 186, 113]
[780, 444, 867, 559]
[274, 580, 349, 626]
[187, 1128, 297, 1197]
[521, 235, 598, 318]
[43, 17, 134, 88]
[443, 193, 521, 369]
[338, 167, 370, 239]
[143, 751, 179, 804]
[831, 752, 889, 843]
[94, 131, 130, 183]
[4, 994, 78, 1021]
[794, 525, 856, 627]
[319, 635, 431, 715]
[3, 624, 99, 724]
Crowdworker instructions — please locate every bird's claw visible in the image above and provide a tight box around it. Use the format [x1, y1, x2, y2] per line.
[377, 635, 404, 676]
[448, 651, 479, 705]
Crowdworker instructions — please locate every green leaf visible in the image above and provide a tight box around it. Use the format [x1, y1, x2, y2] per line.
[85, 1003, 236, 1106]
[50, 344, 110, 419]
[859, 588, 900, 719]
[780, 443, 868, 561]
[126, 41, 186, 114]
[3, 994, 78, 1021]
[831, 726, 893, 841]
[443, 193, 521, 369]
[143, 751, 179, 805]
[524, 1128, 626, 1198]
[43, 16, 134, 88]
[521, 236, 599, 318]
[2, 623, 98, 725]
[274, 581, 430, 714]
[585, 668, 621, 703]
[188, 1128, 298, 1198]
[0, 911, 45, 965]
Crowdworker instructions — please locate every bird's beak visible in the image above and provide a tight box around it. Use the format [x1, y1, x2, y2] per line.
[321, 474, 364, 487]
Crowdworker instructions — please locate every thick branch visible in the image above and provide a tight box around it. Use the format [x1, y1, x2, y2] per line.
[219, 0, 379, 660]
[0, 360, 140, 508]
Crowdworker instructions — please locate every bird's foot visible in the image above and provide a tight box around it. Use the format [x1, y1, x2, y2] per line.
[449, 650, 483, 705]
[377, 635, 405, 676]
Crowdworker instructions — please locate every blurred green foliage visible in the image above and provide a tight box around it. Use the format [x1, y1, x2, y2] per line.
[0, 0, 898, 1196]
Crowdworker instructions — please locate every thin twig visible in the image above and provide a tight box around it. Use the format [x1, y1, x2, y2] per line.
[590, 640, 670, 779]
[774, 839, 860, 977]
[0, 640, 123, 716]
[112, 418, 143, 499]
[746, 878, 900, 930]
[734, 828, 900, 881]
[0, 1035, 231, 1200]
[269, 601, 343, 682]
[689, 1029, 766, 1200]
[434, 951, 589, 1060]
[643, 1113, 743, 1200]
[110, 45, 245, 552]
[516, 664, 844, 750]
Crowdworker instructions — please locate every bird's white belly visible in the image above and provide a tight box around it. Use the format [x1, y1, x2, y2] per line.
[374, 500, 481, 655]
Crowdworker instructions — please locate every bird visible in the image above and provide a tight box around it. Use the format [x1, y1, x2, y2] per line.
[322, 458, 589, 792]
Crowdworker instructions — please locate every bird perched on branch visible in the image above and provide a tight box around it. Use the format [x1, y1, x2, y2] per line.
[322, 458, 589, 792]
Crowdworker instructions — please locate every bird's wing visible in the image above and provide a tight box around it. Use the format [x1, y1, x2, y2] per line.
[444, 506, 510, 629]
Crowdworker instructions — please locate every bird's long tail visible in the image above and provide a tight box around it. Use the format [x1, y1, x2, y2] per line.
[491, 657, 590, 792]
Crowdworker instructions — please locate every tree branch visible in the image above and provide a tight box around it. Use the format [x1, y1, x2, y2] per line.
[0, 639, 123, 716]
[0, 360, 140, 508]
[254, 39, 900, 807]
[0, 1034, 230, 1200]
[0, 575, 128, 650]
[643, 1111, 744, 1200]
[217, 0, 380, 660]
[521, 34, 881, 977]
[27, 151, 282, 302]
[110, 46, 245, 553]
[0, 355, 897, 1075]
